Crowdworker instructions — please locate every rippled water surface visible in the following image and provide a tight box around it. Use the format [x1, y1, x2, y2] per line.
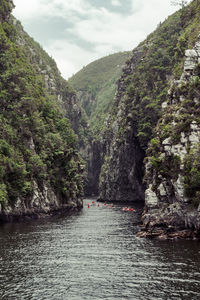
[0, 199, 200, 299]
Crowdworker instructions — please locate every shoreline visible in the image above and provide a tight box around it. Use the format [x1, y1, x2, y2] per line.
[137, 227, 200, 240]
[0, 203, 83, 224]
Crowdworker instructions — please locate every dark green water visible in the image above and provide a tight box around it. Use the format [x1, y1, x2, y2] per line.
[0, 199, 200, 299]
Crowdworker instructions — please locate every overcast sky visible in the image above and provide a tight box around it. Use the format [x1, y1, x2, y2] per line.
[13, 0, 179, 79]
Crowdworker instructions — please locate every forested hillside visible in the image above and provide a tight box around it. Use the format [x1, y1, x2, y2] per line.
[0, 0, 84, 220]
[69, 51, 130, 136]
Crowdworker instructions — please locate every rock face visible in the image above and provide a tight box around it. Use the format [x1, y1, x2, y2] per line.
[84, 140, 104, 196]
[0, 181, 82, 222]
[69, 52, 130, 195]
[98, 46, 146, 202]
[99, 137, 145, 202]
[98, 4, 193, 203]
[140, 35, 200, 239]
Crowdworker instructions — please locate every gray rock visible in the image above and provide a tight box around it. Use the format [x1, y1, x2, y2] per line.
[141, 34, 200, 238]
[145, 185, 158, 207]
[184, 49, 198, 71]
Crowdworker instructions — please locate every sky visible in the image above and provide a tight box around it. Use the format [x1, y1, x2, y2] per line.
[12, 0, 180, 79]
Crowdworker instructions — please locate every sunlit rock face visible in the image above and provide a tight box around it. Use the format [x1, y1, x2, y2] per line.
[184, 35, 200, 73]
[140, 36, 200, 239]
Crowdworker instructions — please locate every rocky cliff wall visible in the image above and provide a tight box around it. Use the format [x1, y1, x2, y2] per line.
[0, 180, 82, 222]
[83, 140, 104, 196]
[139, 35, 200, 239]
[98, 46, 146, 202]
[69, 52, 130, 196]
[98, 1, 200, 218]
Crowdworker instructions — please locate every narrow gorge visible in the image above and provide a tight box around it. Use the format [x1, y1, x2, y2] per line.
[1, 0, 200, 241]
[1, 0, 200, 299]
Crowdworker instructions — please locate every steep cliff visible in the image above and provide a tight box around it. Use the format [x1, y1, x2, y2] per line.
[99, 46, 146, 201]
[0, 1, 84, 221]
[139, 35, 200, 239]
[98, 0, 200, 206]
[69, 52, 130, 195]
[14, 18, 90, 151]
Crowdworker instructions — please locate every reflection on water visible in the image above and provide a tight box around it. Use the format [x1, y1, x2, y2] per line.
[0, 199, 200, 300]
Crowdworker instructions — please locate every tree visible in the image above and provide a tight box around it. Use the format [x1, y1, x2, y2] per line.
[170, 0, 188, 8]
[0, 0, 14, 22]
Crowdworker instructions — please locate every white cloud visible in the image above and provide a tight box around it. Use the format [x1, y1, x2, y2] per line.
[66, 0, 176, 51]
[13, 0, 43, 19]
[111, 0, 121, 7]
[44, 39, 101, 79]
[13, 0, 178, 79]
[13, 0, 92, 20]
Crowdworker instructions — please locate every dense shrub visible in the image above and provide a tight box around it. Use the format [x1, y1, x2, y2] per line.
[0, 2, 83, 207]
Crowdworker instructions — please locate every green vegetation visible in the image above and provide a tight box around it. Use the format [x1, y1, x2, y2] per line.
[143, 0, 200, 205]
[98, 0, 200, 202]
[69, 52, 130, 94]
[184, 145, 200, 207]
[69, 52, 130, 137]
[0, 2, 83, 208]
[114, 0, 200, 150]
[147, 134, 181, 185]
[0, 0, 13, 22]
[13, 19, 90, 150]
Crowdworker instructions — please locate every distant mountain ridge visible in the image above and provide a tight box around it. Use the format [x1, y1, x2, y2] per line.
[69, 51, 130, 137]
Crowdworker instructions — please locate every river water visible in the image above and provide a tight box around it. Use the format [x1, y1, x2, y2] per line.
[0, 199, 200, 300]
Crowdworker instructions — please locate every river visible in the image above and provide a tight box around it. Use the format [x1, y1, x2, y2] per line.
[0, 199, 200, 300]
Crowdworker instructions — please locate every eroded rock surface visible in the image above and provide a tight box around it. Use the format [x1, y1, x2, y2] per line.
[140, 36, 200, 239]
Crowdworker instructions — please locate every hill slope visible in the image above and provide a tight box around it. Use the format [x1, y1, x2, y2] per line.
[69, 51, 130, 136]
[0, 1, 84, 220]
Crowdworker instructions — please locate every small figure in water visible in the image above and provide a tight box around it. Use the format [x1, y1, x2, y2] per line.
[122, 207, 135, 212]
